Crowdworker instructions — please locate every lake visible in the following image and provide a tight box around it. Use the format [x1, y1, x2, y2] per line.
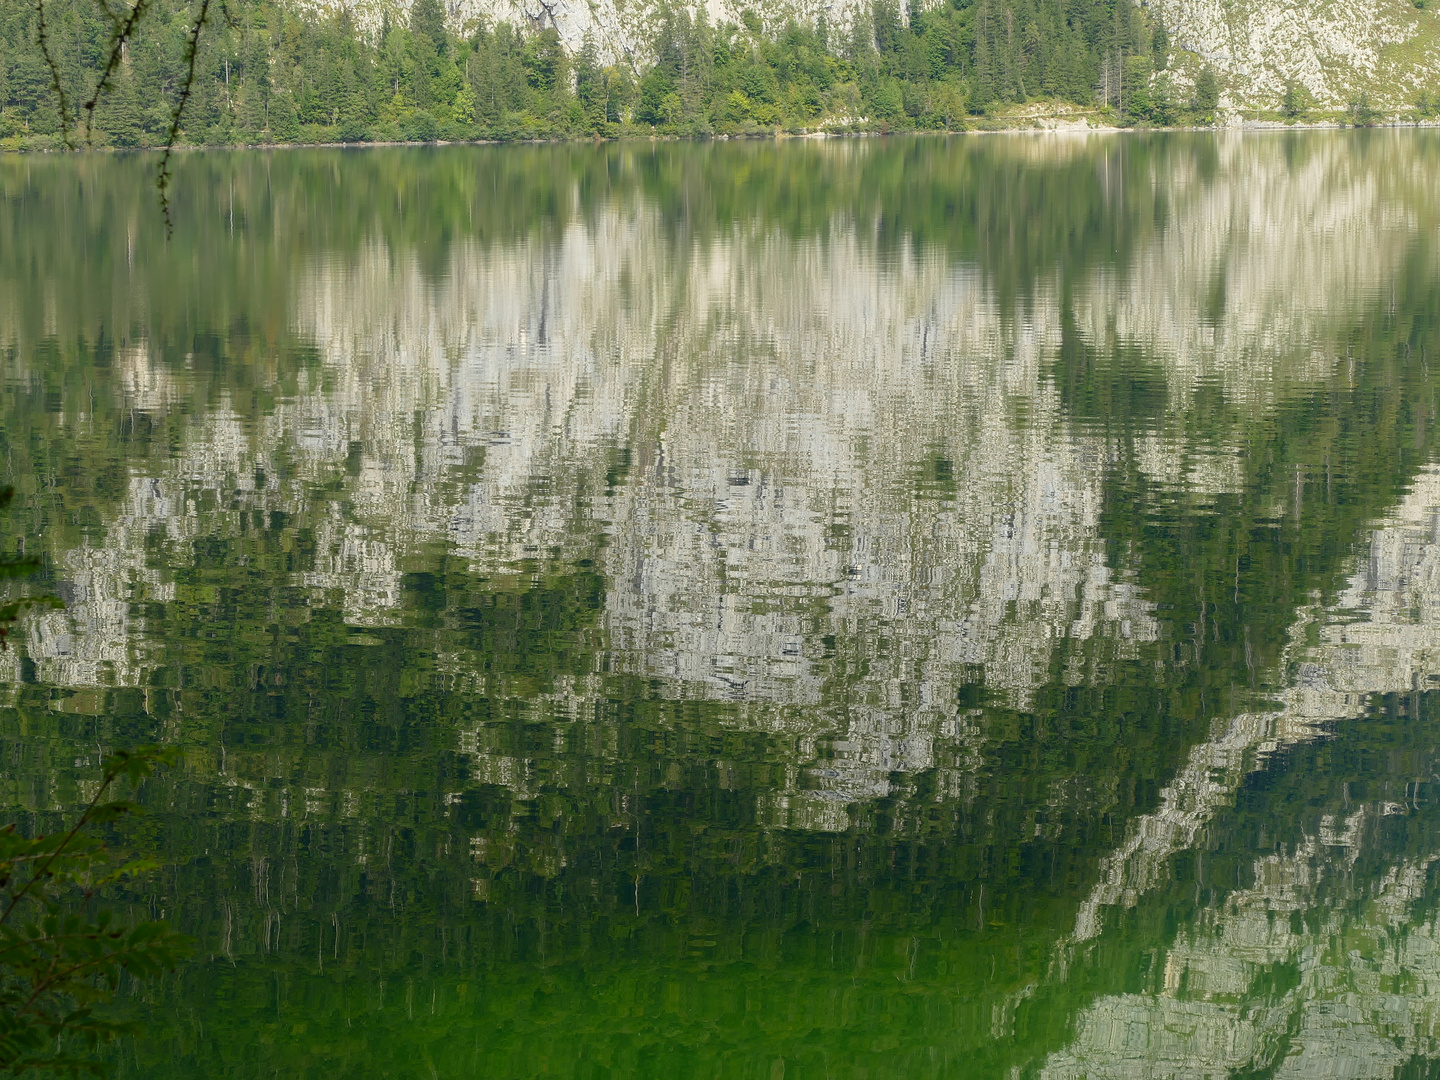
[3, 132, 1440, 1078]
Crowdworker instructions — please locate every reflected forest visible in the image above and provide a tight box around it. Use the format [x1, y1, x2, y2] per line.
[4, 127, 1440, 1078]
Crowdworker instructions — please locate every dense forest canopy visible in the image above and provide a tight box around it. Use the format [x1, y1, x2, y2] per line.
[0, 0, 1195, 148]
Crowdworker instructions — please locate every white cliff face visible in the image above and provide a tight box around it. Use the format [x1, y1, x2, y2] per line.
[292, 0, 849, 67]
[9, 135, 1431, 831]
[288, 0, 1440, 110]
[1151, 0, 1436, 109]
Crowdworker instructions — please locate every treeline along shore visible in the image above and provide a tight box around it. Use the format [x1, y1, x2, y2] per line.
[0, 0, 1246, 150]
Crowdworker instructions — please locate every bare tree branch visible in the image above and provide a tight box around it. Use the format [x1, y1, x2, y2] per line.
[58, 0, 224, 228]
[81, 0, 155, 145]
[33, 0, 74, 148]
[157, 0, 215, 233]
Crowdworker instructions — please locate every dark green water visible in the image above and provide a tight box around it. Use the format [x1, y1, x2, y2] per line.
[3, 133, 1440, 1078]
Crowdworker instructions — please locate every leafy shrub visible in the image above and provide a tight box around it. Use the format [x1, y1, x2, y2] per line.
[1347, 92, 1381, 126]
[1191, 68, 1220, 118]
[0, 748, 191, 1074]
[1281, 80, 1314, 121]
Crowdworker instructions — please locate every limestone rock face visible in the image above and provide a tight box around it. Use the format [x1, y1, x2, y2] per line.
[1149, 0, 1440, 109]
[292, 0, 1440, 110]
[292, 0, 850, 71]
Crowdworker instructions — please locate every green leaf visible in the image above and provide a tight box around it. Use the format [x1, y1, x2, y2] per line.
[100, 745, 178, 787]
[81, 801, 142, 826]
[0, 744, 187, 1073]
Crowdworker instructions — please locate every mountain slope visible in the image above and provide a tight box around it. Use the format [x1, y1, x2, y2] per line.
[1152, 0, 1440, 109]
[296, 0, 1440, 112]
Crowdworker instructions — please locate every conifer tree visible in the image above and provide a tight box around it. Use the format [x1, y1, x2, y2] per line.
[1192, 67, 1219, 118]
[575, 35, 607, 132]
[2, 0, 1216, 149]
[410, 0, 447, 56]
[96, 71, 143, 146]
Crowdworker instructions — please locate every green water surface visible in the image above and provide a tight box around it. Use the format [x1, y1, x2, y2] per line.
[3, 132, 1440, 1078]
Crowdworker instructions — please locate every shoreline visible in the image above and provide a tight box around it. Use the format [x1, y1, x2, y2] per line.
[5, 114, 1440, 155]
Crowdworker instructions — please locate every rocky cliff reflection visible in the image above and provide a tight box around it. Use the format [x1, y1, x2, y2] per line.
[1046, 468, 1440, 1078]
[3, 132, 1440, 1077]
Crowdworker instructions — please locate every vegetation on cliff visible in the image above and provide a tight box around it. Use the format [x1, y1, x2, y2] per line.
[0, 0, 1205, 148]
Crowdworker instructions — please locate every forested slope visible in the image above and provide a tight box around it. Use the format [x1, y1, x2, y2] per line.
[0, 0, 1215, 148]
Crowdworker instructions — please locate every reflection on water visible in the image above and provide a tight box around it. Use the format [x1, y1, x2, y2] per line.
[2, 132, 1440, 1077]
[1048, 469, 1440, 1077]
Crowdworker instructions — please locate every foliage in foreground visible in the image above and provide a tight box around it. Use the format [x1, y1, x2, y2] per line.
[0, 491, 187, 1073]
[0, 746, 188, 1075]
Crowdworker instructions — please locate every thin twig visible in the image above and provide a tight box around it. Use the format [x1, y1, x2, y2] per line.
[24, 947, 145, 1010]
[33, 0, 74, 147]
[0, 772, 119, 929]
[156, 0, 214, 233]
[81, 0, 155, 145]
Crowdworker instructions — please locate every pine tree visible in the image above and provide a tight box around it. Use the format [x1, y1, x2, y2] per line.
[96, 70, 144, 147]
[1192, 67, 1219, 118]
[410, 0, 447, 56]
[1280, 79, 1312, 122]
[1151, 24, 1169, 70]
[0, 0, 1242, 148]
[408, 31, 438, 111]
[575, 35, 607, 133]
[269, 88, 300, 140]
